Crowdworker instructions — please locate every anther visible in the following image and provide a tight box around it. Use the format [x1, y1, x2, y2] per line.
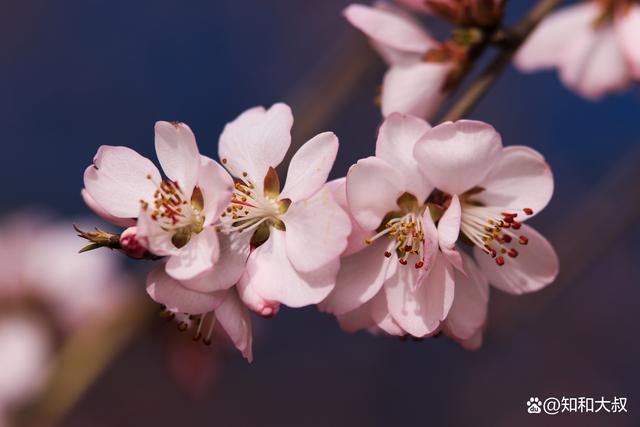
[495, 256, 505, 266]
[519, 236, 529, 245]
[508, 248, 519, 258]
[523, 208, 534, 215]
[415, 261, 424, 269]
[384, 251, 392, 258]
[511, 221, 521, 230]
[399, 259, 408, 265]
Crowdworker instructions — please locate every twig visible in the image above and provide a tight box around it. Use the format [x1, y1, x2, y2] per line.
[441, 0, 563, 122]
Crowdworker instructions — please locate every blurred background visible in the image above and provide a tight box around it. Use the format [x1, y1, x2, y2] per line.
[1, 0, 638, 426]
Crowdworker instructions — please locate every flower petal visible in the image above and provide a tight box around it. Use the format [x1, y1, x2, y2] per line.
[474, 224, 559, 295]
[384, 253, 455, 337]
[218, 103, 293, 188]
[146, 265, 226, 315]
[343, 3, 438, 65]
[155, 121, 200, 198]
[438, 194, 464, 272]
[181, 231, 249, 292]
[237, 272, 281, 317]
[215, 289, 253, 362]
[326, 178, 372, 256]
[475, 146, 554, 217]
[444, 253, 489, 341]
[198, 156, 234, 225]
[346, 156, 405, 231]
[165, 228, 220, 281]
[320, 238, 397, 315]
[280, 132, 339, 202]
[414, 120, 502, 195]
[81, 188, 136, 227]
[83, 146, 160, 219]
[559, 23, 631, 100]
[375, 113, 432, 201]
[243, 229, 340, 307]
[381, 63, 449, 121]
[283, 186, 351, 273]
[515, 3, 599, 71]
[335, 303, 375, 334]
[616, 4, 640, 79]
[136, 209, 180, 257]
[370, 291, 405, 336]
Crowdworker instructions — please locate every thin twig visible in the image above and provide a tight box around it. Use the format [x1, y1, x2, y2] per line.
[441, 0, 563, 122]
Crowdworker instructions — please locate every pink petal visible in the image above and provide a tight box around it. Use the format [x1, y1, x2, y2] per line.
[182, 232, 251, 293]
[165, 228, 220, 281]
[215, 289, 254, 362]
[198, 156, 234, 225]
[346, 156, 405, 231]
[325, 178, 372, 256]
[80, 188, 135, 227]
[154, 121, 200, 199]
[218, 103, 293, 188]
[474, 224, 559, 295]
[136, 208, 180, 257]
[243, 229, 340, 307]
[237, 272, 281, 318]
[414, 120, 502, 195]
[370, 291, 405, 336]
[515, 3, 599, 71]
[438, 194, 463, 272]
[475, 146, 554, 217]
[343, 3, 437, 65]
[455, 328, 484, 351]
[384, 253, 455, 337]
[83, 146, 160, 219]
[280, 132, 339, 202]
[559, 23, 631, 100]
[283, 186, 351, 273]
[615, 4, 640, 79]
[375, 113, 432, 201]
[444, 253, 489, 341]
[335, 303, 375, 334]
[381, 63, 450, 120]
[146, 265, 226, 315]
[320, 238, 397, 315]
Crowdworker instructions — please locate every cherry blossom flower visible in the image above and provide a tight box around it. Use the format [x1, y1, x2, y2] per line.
[515, 0, 640, 100]
[83, 121, 238, 284]
[320, 113, 455, 338]
[344, 3, 454, 120]
[413, 120, 559, 299]
[217, 103, 351, 309]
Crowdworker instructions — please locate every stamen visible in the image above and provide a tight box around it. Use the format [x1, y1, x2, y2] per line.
[365, 210, 426, 269]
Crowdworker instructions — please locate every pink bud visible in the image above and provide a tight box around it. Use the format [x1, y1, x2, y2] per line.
[119, 227, 147, 259]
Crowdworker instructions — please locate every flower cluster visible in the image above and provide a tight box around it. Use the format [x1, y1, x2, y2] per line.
[81, 102, 558, 359]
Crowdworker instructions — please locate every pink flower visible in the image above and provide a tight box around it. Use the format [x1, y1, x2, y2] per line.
[344, 3, 453, 120]
[515, 1, 640, 100]
[413, 120, 559, 341]
[147, 267, 254, 361]
[217, 103, 351, 308]
[83, 122, 239, 284]
[321, 113, 455, 338]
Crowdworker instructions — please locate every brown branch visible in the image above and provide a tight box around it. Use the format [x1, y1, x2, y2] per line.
[441, 0, 563, 122]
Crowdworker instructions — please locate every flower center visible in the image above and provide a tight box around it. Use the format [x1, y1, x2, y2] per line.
[460, 204, 533, 266]
[141, 176, 205, 248]
[365, 193, 427, 269]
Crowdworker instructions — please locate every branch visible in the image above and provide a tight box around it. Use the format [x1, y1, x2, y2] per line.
[441, 0, 563, 122]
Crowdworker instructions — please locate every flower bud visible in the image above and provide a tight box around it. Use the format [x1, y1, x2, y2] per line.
[119, 227, 147, 259]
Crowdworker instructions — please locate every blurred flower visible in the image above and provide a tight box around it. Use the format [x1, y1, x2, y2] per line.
[344, 3, 454, 120]
[83, 121, 235, 282]
[218, 103, 351, 309]
[515, 0, 640, 100]
[413, 120, 559, 342]
[397, 0, 504, 27]
[0, 213, 130, 421]
[321, 113, 455, 338]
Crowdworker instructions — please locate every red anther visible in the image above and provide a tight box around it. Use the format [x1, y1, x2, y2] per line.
[495, 256, 505, 266]
[502, 234, 512, 243]
[519, 236, 529, 245]
[404, 245, 412, 252]
[508, 248, 519, 258]
[490, 249, 497, 258]
[503, 216, 514, 224]
[399, 259, 408, 265]
[384, 251, 392, 258]
[415, 261, 424, 269]
[511, 221, 521, 229]
[502, 212, 517, 218]
[523, 208, 534, 215]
